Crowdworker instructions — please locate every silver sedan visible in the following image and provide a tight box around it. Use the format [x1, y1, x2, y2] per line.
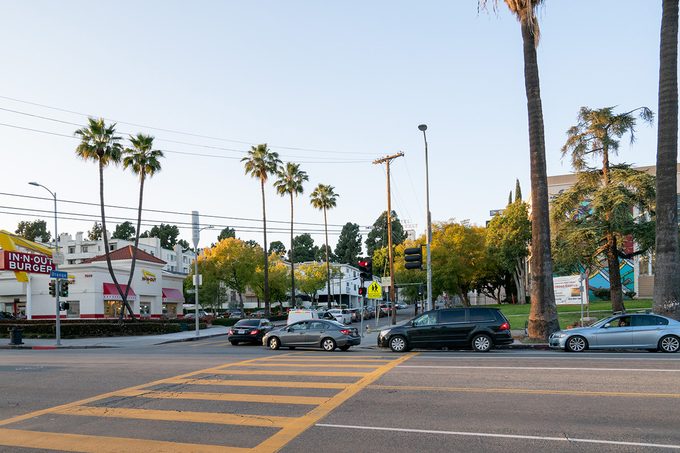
[262, 319, 361, 352]
[549, 313, 680, 353]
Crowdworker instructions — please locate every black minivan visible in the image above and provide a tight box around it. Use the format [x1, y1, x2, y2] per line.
[377, 307, 512, 352]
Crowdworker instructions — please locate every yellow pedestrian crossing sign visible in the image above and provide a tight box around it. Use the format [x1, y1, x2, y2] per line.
[367, 281, 382, 299]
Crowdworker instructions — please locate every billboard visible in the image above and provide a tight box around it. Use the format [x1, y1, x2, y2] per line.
[553, 275, 588, 305]
[0, 251, 54, 274]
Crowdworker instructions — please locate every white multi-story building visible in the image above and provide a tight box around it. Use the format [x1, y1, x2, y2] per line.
[310, 262, 379, 308]
[55, 232, 195, 275]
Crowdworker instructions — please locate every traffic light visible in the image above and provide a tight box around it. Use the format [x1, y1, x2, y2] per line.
[358, 287, 366, 296]
[48, 280, 56, 297]
[60, 302, 70, 311]
[59, 280, 69, 297]
[358, 259, 372, 281]
[404, 246, 423, 270]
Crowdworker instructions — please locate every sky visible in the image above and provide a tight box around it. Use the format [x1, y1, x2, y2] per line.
[0, 1, 663, 254]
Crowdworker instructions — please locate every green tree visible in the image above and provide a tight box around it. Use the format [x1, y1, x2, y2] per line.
[87, 222, 103, 241]
[480, 0, 559, 340]
[310, 184, 339, 308]
[242, 144, 282, 316]
[289, 234, 316, 262]
[274, 162, 308, 304]
[217, 227, 236, 242]
[74, 118, 131, 317]
[655, 0, 680, 319]
[112, 221, 135, 240]
[295, 262, 328, 304]
[122, 133, 164, 320]
[253, 254, 291, 311]
[177, 239, 190, 251]
[15, 220, 51, 243]
[314, 244, 336, 263]
[365, 211, 407, 257]
[334, 222, 362, 265]
[268, 241, 287, 257]
[142, 223, 180, 249]
[561, 106, 654, 311]
[514, 179, 522, 202]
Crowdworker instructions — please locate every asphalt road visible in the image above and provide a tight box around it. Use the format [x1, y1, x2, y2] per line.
[1, 341, 680, 452]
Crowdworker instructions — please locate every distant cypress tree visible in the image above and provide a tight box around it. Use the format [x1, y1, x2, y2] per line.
[515, 179, 522, 202]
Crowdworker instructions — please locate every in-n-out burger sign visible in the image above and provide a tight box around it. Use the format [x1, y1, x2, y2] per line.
[0, 251, 54, 274]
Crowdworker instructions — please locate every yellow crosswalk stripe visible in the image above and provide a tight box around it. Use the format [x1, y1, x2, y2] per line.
[118, 389, 328, 405]
[169, 378, 348, 389]
[237, 363, 381, 369]
[54, 405, 296, 427]
[0, 428, 250, 453]
[211, 369, 367, 377]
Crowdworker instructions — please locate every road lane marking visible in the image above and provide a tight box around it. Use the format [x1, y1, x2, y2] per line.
[368, 384, 680, 399]
[253, 353, 417, 453]
[0, 428, 250, 453]
[211, 369, 367, 377]
[264, 358, 392, 363]
[315, 423, 680, 450]
[54, 405, 296, 427]
[414, 354, 680, 362]
[168, 378, 348, 389]
[118, 389, 328, 405]
[398, 365, 680, 372]
[237, 363, 381, 368]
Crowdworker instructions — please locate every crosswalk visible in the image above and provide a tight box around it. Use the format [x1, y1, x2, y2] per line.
[0, 352, 415, 452]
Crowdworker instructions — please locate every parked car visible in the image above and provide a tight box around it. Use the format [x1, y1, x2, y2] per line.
[0, 311, 16, 320]
[252, 310, 266, 318]
[549, 313, 680, 353]
[327, 308, 352, 324]
[378, 307, 512, 352]
[184, 310, 209, 320]
[228, 310, 243, 319]
[228, 318, 273, 345]
[263, 319, 361, 351]
[349, 308, 363, 322]
[287, 309, 319, 325]
[396, 303, 408, 310]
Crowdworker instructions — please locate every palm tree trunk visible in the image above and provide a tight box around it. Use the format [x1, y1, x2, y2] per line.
[121, 174, 145, 320]
[99, 161, 134, 320]
[324, 207, 331, 309]
[520, 20, 559, 339]
[655, 0, 680, 319]
[261, 179, 270, 315]
[289, 193, 296, 307]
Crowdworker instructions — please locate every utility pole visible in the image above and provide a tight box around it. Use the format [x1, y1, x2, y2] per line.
[373, 152, 404, 325]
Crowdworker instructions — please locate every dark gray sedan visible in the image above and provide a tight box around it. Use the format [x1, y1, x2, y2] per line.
[549, 313, 680, 353]
[262, 319, 361, 351]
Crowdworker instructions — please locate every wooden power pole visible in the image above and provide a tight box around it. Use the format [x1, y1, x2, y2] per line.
[373, 152, 404, 325]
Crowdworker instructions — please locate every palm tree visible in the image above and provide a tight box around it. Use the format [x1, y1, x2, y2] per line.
[310, 184, 339, 308]
[122, 134, 164, 319]
[74, 118, 130, 317]
[480, 0, 558, 339]
[242, 144, 282, 316]
[274, 162, 309, 307]
[655, 0, 680, 319]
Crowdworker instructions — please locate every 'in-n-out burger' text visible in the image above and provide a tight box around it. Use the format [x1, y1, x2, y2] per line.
[0, 251, 54, 274]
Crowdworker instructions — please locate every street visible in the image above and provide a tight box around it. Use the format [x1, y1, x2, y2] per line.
[1, 342, 680, 452]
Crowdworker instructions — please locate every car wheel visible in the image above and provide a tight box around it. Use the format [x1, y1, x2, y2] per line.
[566, 335, 588, 352]
[659, 335, 680, 353]
[339, 345, 350, 351]
[321, 337, 337, 352]
[268, 337, 280, 350]
[230, 340, 239, 346]
[389, 335, 408, 353]
[471, 334, 493, 352]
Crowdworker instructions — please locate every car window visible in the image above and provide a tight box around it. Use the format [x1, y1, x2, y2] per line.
[440, 310, 465, 323]
[235, 319, 260, 327]
[609, 316, 632, 328]
[632, 315, 669, 327]
[309, 321, 327, 330]
[413, 312, 437, 327]
[468, 309, 496, 322]
[289, 322, 309, 331]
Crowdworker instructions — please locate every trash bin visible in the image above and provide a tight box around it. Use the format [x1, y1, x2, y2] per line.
[9, 327, 23, 345]
[179, 322, 188, 332]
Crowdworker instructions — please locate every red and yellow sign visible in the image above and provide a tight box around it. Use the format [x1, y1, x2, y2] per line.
[0, 251, 54, 274]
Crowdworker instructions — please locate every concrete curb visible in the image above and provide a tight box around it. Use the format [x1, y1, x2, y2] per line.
[0, 344, 115, 350]
[155, 332, 228, 345]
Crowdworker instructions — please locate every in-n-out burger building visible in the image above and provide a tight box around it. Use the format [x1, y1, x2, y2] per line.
[0, 230, 185, 319]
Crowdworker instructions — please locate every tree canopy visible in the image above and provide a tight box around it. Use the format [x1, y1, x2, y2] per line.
[334, 222, 362, 265]
[112, 221, 136, 240]
[15, 220, 51, 243]
[141, 223, 181, 249]
[289, 233, 316, 263]
[87, 222, 103, 241]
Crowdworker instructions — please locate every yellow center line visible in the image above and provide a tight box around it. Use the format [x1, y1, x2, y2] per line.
[367, 384, 680, 399]
[253, 352, 418, 453]
[0, 428, 249, 453]
[210, 369, 367, 377]
[54, 405, 296, 428]
[118, 389, 328, 405]
[168, 378, 349, 389]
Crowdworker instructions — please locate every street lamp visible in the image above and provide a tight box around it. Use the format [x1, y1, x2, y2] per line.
[417, 124, 433, 312]
[194, 225, 214, 337]
[28, 181, 62, 346]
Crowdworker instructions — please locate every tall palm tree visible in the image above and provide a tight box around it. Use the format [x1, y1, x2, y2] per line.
[310, 184, 339, 308]
[242, 144, 282, 316]
[655, 0, 680, 319]
[480, 0, 558, 339]
[274, 162, 309, 307]
[122, 134, 164, 319]
[74, 118, 130, 317]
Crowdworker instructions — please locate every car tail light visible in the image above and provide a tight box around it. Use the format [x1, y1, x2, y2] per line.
[250, 329, 259, 335]
[340, 329, 351, 335]
[499, 322, 510, 331]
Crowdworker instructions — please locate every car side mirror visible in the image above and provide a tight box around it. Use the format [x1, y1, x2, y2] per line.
[603, 323, 611, 329]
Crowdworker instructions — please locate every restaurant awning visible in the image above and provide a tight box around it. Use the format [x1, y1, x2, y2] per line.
[103, 283, 137, 301]
[162, 287, 184, 303]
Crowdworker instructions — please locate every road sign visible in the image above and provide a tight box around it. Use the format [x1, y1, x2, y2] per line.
[381, 277, 391, 287]
[367, 281, 382, 299]
[192, 211, 200, 249]
[50, 270, 68, 279]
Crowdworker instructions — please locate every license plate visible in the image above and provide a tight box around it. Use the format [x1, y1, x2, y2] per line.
[237, 329, 245, 334]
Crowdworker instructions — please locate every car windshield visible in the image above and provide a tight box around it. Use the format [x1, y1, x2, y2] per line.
[235, 319, 260, 327]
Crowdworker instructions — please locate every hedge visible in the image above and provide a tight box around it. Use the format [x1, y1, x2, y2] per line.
[0, 321, 207, 339]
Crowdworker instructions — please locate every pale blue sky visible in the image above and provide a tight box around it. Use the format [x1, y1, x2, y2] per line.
[0, 1, 662, 251]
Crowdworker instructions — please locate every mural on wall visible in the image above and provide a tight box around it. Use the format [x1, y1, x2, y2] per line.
[586, 257, 635, 299]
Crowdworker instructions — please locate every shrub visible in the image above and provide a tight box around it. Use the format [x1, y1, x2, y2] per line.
[591, 287, 610, 301]
[0, 321, 207, 338]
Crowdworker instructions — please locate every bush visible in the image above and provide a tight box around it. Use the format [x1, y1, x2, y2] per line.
[0, 320, 207, 338]
[591, 287, 610, 301]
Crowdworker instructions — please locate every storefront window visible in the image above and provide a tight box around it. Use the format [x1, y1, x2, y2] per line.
[140, 302, 151, 317]
[162, 303, 177, 318]
[104, 301, 123, 318]
[66, 301, 80, 318]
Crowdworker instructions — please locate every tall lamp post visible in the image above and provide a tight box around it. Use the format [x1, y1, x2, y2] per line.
[418, 124, 433, 311]
[193, 225, 214, 337]
[28, 181, 61, 346]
